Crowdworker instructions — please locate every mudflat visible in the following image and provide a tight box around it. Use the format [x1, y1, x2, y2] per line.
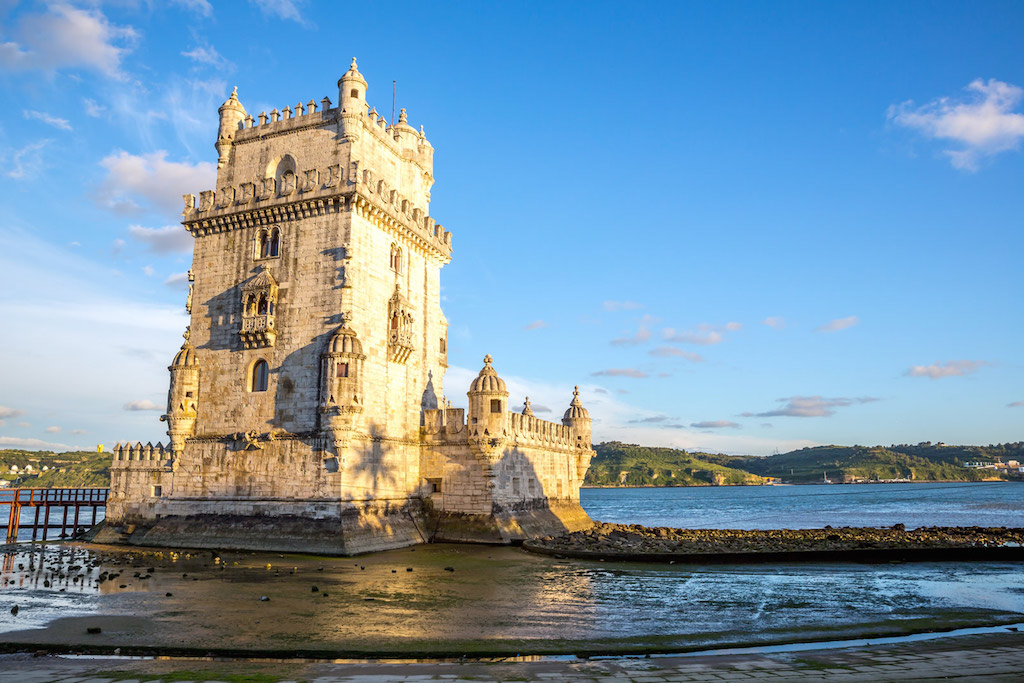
[1, 540, 1022, 657]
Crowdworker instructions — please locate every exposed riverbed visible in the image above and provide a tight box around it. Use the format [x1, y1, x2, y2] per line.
[2, 541, 1023, 656]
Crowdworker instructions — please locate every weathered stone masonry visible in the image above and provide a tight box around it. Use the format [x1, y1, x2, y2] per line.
[101, 60, 594, 554]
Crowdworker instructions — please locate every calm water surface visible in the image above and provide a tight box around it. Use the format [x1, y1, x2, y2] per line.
[581, 482, 1024, 529]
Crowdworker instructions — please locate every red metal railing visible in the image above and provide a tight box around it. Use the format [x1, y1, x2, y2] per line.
[1, 488, 109, 544]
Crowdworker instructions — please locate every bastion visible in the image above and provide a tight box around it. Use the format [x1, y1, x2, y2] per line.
[97, 60, 594, 554]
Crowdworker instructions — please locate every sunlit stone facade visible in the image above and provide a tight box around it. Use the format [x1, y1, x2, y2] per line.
[102, 61, 594, 554]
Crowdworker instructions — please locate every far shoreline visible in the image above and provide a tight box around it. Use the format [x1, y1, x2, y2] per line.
[581, 479, 1015, 489]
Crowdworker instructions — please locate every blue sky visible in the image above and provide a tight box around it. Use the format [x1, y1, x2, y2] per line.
[0, 1, 1021, 455]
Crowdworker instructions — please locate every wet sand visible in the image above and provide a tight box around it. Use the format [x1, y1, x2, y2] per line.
[2, 541, 1023, 657]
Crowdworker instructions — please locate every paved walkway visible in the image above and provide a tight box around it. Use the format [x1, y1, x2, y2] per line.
[0, 631, 1022, 681]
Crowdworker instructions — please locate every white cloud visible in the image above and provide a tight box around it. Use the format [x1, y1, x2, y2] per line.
[0, 4, 138, 79]
[591, 368, 649, 378]
[905, 360, 990, 380]
[816, 315, 859, 333]
[648, 346, 703, 362]
[889, 79, 1024, 171]
[663, 322, 742, 345]
[0, 437, 75, 451]
[742, 396, 879, 418]
[602, 300, 643, 312]
[128, 225, 193, 254]
[23, 110, 72, 131]
[71, 429, 87, 435]
[124, 399, 162, 411]
[83, 98, 106, 117]
[182, 44, 233, 71]
[5, 139, 52, 179]
[249, 0, 307, 24]
[524, 320, 547, 330]
[45, 425, 62, 433]
[142, 265, 155, 276]
[1009, 401, 1024, 407]
[98, 150, 216, 216]
[0, 407, 25, 419]
[762, 316, 785, 329]
[165, 272, 190, 289]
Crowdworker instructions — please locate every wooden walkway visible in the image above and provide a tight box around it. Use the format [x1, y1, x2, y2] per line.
[1, 488, 108, 544]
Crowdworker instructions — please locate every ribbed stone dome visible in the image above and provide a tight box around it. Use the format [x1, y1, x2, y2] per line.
[469, 354, 507, 393]
[562, 386, 590, 421]
[171, 342, 197, 367]
[327, 322, 362, 355]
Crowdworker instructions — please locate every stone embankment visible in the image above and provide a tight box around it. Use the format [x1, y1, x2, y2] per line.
[524, 522, 1024, 563]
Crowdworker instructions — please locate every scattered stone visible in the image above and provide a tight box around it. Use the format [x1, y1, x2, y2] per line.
[259, 595, 269, 601]
[406, 567, 413, 572]
[311, 586, 319, 592]
[86, 627, 101, 634]
[444, 566, 455, 572]
[10, 605, 19, 616]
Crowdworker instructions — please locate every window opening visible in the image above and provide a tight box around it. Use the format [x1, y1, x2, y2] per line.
[251, 359, 269, 392]
[336, 362, 349, 378]
[490, 399, 502, 413]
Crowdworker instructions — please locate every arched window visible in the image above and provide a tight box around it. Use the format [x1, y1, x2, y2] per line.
[250, 359, 269, 392]
[246, 294, 257, 316]
[269, 228, 280, 257]
[258, 230, 269, 258]
[257, 294, 269, 315]
[395, 247, 403, 273]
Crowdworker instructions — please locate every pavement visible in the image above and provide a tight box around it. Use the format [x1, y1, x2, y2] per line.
[0, 630, 1022, 682]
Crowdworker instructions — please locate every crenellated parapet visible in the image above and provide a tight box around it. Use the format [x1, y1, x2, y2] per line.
[111, 441, 173, 468]
[182, 161, 451, 262]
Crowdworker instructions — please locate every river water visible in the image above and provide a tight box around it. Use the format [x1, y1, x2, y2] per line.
[581, 482, 1024, 529]
[0, 483, 1022, 655]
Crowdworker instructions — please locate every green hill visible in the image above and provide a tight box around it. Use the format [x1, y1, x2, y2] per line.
[732, 443, 1022, 483]
[585, 442, 768, 487]
[0, 449, 110, 489]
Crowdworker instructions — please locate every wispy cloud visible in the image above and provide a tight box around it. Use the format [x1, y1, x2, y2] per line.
[524, 320, 547, 331]
[648, 346, 704, 362]
[0, 4, 139, 79]
[129, 225, 193, 254]
[5, 139, 52, 179]
[83, 98, 106, 117]
[742, 396, 878, 418]
[816, 315, 859, 333]
[249, 0, 308, 24]
[691, 420, 741, 429]
[98, 150, 216, 216]
[0, 436, 75, 451]
[23, 110, 72, 131]
[888, 79, 1024, 171]
[762, 316, 785, 329]
[663, 322, 742, 345]
[1009, 401, 1024, 408]
[603, 300, 643, 312]
[45, 425, 62, 433]
[905, 360, 990, 380]
[591, 368, 649, 378]
[172, 0, 214, 17]
[124, 399, 162, 411]
[182, 45, 233, 71]
[611, 314, 657, 346]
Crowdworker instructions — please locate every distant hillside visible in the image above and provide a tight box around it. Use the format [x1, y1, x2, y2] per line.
[585, 442, 768, 487]
[0, 449, 110, 488]
[732, 443, 1022, 483]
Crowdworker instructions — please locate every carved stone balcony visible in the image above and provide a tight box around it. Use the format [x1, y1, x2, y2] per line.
[240, 313, 277, 349]
[388, 328, 414, 363]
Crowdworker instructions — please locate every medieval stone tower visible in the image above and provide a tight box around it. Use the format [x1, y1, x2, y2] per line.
[102, 61, 594, 554]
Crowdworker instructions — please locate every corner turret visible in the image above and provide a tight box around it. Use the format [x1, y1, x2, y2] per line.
[467, 355, 509, 461]
[161, 335, 199, 455]
[319, 314, 366, 451]
[338, 57, 367, 113]
[216, 87, 247, 169]
[562, 386, 592, 450]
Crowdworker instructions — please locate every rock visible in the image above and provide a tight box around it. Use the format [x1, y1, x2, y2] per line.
[10, 605, 18, 616]
[311, 586, 319, 592]
[259, 595, 269, 601]
[444, 566, 455, 572]
[86, 627, 101, 634]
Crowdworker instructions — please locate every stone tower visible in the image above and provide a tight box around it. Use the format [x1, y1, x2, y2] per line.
[104, 61, 594, 554]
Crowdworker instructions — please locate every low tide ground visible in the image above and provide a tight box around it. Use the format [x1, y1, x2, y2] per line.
[2, 540, 1023, 660]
